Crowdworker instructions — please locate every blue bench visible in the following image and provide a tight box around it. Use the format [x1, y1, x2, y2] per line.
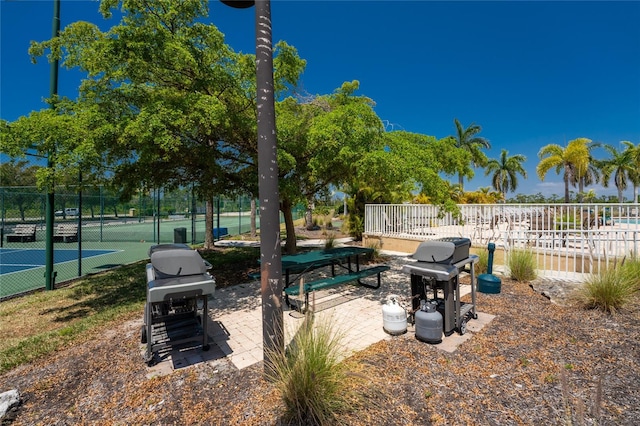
[213, 227, 229, 239]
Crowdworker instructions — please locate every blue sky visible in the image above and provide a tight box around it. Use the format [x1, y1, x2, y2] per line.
[2, 1, 640, 199]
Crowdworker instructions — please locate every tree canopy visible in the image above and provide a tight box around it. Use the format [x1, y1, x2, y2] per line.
[537, 138, 591, 203]
[3, 0, 494, 250]
[451, 118, 491, 190]
[484, 149, 527, 201]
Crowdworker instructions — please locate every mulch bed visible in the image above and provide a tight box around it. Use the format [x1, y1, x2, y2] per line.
[2, 243, 639, 425]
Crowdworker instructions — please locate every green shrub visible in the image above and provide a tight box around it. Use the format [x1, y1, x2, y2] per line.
[266, 314, 355, 425]
[508, 249, 537, 281]
[347, 214, 364, 241]
[575, 264, 639, 314]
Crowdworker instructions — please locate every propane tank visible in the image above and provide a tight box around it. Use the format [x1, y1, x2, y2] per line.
[382, 296, 407, 335]
[415, 300, 443, 344]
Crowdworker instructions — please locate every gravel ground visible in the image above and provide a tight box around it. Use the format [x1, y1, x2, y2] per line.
[2, 241, 639, 425]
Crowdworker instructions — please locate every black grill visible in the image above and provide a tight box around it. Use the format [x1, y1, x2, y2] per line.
[142, 244, 216, 365]
[402, 238, 477, 337]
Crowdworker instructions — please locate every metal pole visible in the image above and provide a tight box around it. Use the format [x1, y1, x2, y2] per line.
[254, 0, 284, 368]
[220, 0, 283, 373]
[191, 185, 196, 244]
[216, 197, 220, 241]
[1, 188, 4, 248]
[45, 0, 60, 291]
[156, 188, 161, 243]
[99, 185, 104, 242]
[77, 169, 82, 276]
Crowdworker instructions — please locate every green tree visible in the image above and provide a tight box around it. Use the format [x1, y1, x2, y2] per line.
[276, 81, 404, 249]
[17, 0, 306, 249]
[0, 160, 39, 221]
[569, 138, 600, 203]
[620, 141, 640, 203]
[274, 81, 386, 252]
[451, 118, 491, 190]
[537, 138, 590, 203]
[600, 144, 634, 203]
[342, 130, 471, 238]
[484, 149, 527, 201]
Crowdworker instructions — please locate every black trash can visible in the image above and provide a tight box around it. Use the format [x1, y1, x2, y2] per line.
[173, 227, 187, 244]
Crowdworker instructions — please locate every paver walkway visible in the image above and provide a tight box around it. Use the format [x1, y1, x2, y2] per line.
[144, 244, 495, 377]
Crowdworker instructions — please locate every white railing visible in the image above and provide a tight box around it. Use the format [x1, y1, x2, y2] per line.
[365, 203, 640, 280]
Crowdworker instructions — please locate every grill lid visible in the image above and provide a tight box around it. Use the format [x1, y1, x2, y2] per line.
[150, 249, 208, 278]
[412, 237, 471, 264]
[413, 240, 458, 263]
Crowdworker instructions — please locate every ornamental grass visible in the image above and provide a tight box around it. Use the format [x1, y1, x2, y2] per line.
[508, 248, 538, 282]
[575, 258, 640, 314]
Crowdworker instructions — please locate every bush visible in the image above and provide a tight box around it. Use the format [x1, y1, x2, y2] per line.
[347, 214, 364, 241]
[575, 261, 640, 314]
[266, 314, 356, 425]
[508, 249, 537, 281]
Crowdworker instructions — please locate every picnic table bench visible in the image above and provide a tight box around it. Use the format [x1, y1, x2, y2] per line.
[252, 246, 390, 312]
[6, 224, 37, 243]
[53, 224, 79, 243]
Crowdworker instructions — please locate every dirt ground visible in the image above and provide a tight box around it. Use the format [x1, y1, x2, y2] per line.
[2, 228, 640, 425]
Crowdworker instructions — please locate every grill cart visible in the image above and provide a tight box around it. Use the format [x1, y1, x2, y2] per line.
[142, 244, 216, 365]
[402, 238, 478, 336]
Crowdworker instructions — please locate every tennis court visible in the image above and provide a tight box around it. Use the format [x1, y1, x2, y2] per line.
[0, 248, 118, 275]
[0, 213, 265, 299]
[0, 242, 148, 299]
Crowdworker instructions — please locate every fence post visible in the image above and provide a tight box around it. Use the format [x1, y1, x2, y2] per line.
[1, 188, 4, 248]
[78, 170, 82, 276]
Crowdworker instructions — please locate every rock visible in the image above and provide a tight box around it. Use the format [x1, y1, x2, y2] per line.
[529, 279, 584, 305]
[0, 389, 20, 422]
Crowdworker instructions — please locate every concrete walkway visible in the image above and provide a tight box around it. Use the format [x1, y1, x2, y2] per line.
[144, 243, 495, 377]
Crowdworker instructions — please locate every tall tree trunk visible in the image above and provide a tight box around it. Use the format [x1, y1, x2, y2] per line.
[250, 198, 257, 238]
[618, 188, 624, 203]
[281, 198, 297, 254]
[578, 178, 585, 203]
[203, 197, 214, 249]
[634, 185, 639, 204]
[305, 199, 315, 230]
[564, 165, 571, 203]
[458, 174, 464, 191]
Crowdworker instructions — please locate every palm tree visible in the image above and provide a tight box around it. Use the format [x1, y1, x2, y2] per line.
[452, 118, 491, 190]
[568, 139, 601, 202]
[443, 181, 464, 203]
[537, 138, 590, 203]
[600, 144, 634, 203]
[484, 149, 527, 201]
[620, 141, 640, 203]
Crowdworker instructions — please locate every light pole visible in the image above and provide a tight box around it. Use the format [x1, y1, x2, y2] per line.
[45, 0, 60, 291]
[220, 0, 284, 369]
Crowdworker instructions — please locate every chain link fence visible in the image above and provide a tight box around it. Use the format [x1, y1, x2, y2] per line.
[0, 186, 266, 299]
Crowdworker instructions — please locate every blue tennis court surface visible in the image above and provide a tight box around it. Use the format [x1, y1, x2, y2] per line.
[0, 248, 118, 275]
